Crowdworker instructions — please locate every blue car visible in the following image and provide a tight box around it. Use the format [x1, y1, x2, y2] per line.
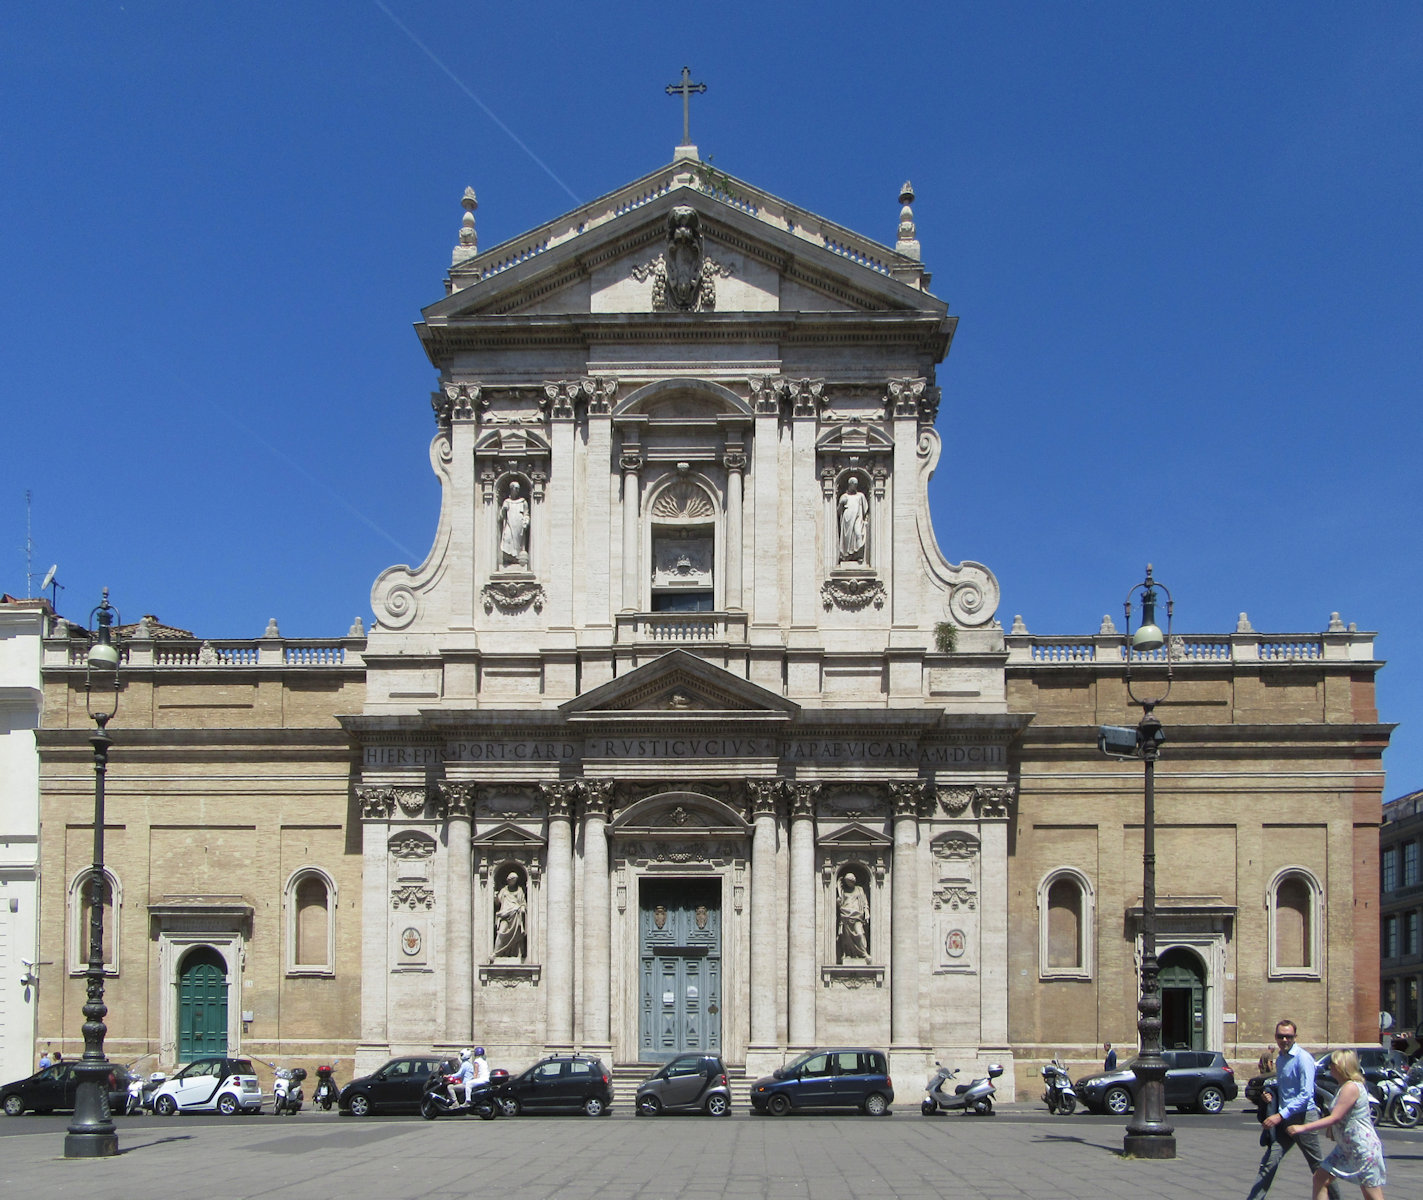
[750, 1048, 893, 1116]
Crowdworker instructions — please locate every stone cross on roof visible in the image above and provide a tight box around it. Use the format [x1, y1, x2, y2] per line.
[666, 66, 706, 148]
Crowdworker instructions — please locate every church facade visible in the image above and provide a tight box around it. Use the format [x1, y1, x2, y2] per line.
[32, 152, 1389, 1097]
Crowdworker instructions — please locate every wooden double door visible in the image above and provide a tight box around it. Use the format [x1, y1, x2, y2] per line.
[638, 879, 721, 1062]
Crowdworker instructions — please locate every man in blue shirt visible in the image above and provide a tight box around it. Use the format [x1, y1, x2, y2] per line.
[1247, 1020, 1339, 1200]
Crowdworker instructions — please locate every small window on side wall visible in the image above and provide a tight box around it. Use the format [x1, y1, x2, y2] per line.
[68, 868, 121, 975]
[286, 868, 336, 975]
[1037, 869, 1094, 980]
[1268, 867, 1322, 979]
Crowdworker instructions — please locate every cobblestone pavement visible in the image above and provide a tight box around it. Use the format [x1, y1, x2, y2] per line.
[2, 1107, 1420, 1200]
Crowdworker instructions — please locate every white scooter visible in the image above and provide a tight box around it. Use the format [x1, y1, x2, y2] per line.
[270, 1066, 306, 1115]
[922, 1062, 1003, 1116]
[1040, 1059, 1076, 1115]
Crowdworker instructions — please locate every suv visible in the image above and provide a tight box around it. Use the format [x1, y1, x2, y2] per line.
[750, 1048, 893, 1116]
[500, 1055, 612, 1115]
[339, 1055, 447, 1116]
[151, 1057, 263, 1115]
[636, 1054, 731, 1116]
[1074, 1050, 1237, 1115]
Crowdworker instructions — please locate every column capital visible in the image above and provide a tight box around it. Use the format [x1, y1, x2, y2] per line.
[436, 781, 476, 819]
[579, 779, 615, 820]
[973, 785, 1016, 821]
[723, 449, 748, 474]
[888, 781, 928, 819]
[357, 786, 395, 821]
[539, 780, 580, 819]
[789, 781, 820, 819]
[747, 778, 784, 819]
[619, 451, 644, 474]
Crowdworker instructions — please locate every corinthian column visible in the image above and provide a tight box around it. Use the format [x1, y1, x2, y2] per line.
[441, 782, 474, 1044]
[540, 783, 576, 1046]
[889, 783, 923, 1048]
[748, 780, 781, 1047]
[580, 781, 613, 1049]
[787, 782, 818, 1047]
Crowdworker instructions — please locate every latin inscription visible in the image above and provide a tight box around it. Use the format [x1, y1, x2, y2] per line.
[447, 741, 578, 762]
[586, 737, 777, 758]
[364, 746, 443, 766]
[368, 739, 1005, 766]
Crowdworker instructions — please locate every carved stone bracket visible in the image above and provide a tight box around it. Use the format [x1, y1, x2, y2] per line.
[478, 963, 542, 988]
[391, 884, 435, 911]
[481, 578, 546, 615]
[357, 786, 395, 821]
[937, 787, 974, 817]
[821, 575, 886, 611]
[393, 787, 428, 817]
[820, 964, 885, 989]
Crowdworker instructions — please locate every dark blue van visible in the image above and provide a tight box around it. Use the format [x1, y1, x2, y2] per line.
[750, 1048, 893, 1115]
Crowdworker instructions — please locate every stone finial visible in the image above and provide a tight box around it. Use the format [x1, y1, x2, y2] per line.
[1235, 612, 1254, 633]
[263, 617, 281, 638]
[1009, 614, 1028, 634]
[895, 181, 921, 261]
[136, 614, 158, 639]
[452, 186, 478, 266]
[348, 616, 366, 637]
[1327, 611, 1346, 632]
[1098, 614, 1118, 635]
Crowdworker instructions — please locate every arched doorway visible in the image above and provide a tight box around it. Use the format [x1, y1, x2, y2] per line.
[177, 947, 228, 1062]
[1159, 947, 1206, 1051]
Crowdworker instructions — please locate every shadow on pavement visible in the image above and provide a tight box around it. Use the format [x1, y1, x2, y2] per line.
[117, 1135, 194, 1153]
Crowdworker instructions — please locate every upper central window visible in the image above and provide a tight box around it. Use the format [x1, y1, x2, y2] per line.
[649, 479, 717, 612]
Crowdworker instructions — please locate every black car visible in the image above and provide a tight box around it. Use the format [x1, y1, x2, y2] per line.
[635, 1054, 731, 1116]
[339, 1055, 447, 1116]
[1, 1062, 135, 1116]
[1074, 1050, 1237, 1115]
[749, 1048, 894, 1116]
[500, 1055, 612, 1116]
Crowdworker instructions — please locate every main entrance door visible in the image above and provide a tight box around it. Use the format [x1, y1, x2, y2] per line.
[177, 947, 228, 1062]
[638, 879, 721, 1062]
[1159, 947, 1206, 1051]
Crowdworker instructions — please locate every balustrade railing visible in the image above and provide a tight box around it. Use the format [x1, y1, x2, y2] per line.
[615, 611, 748, 645]
[1006, 629, 1368, 667]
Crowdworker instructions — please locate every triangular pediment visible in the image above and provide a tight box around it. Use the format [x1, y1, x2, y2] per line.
[817, 821, 893, 851]
[470, 821, 547, 851]
[421, 163, 945, 329]
[560, 650, 798, 722]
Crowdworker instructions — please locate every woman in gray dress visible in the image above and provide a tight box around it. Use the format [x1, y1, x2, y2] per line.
[1287, 1049, 1386, 1200]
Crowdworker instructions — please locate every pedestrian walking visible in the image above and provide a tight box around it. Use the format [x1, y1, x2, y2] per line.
[38, 1050, 51, 1070]
[1247, 1020, 1340, 1200]
[1103, 1043, 1116, 1072]
[1286, 1049, 1386, 1200]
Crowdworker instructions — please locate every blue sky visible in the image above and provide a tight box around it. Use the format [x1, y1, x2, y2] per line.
[3, 3, 1420, 789]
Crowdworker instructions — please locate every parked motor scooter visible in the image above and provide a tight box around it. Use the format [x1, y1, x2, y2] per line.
[419, 1062, 500, 1121]
[270, 1066, 307, 1115]
[922, 1062, 1003, 1116]
[141, 1072, 168, 1112]
[312, 1063, 340, 1112]
[1376, 1066, 1420, 1128]
[1040, 1059, 1076, 1115]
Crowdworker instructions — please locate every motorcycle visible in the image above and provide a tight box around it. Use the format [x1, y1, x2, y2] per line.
[271, 1066, 307, 1115]
[1040, 1059, 1076, 1115]
[141, 1072, 168, 1112]
[921, 1062, 1003, 1116]
[1377, 1066, 1421, 1128]
[313, 1063, 340, 1112]
[420, 1064, 500, 1121]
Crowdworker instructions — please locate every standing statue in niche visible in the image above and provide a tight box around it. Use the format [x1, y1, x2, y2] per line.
[499, 481, 530, 568]
[492, 870, 527, 960]
[837, 477, 869, 564]
[837, 871, 870, 963]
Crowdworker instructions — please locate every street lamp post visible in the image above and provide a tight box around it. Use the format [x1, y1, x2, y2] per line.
[1104, 565, 1177, 1160]
[64, 589, 121, 1158]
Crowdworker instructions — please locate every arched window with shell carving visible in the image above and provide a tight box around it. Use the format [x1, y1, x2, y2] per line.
[647, 476, 719, 612]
